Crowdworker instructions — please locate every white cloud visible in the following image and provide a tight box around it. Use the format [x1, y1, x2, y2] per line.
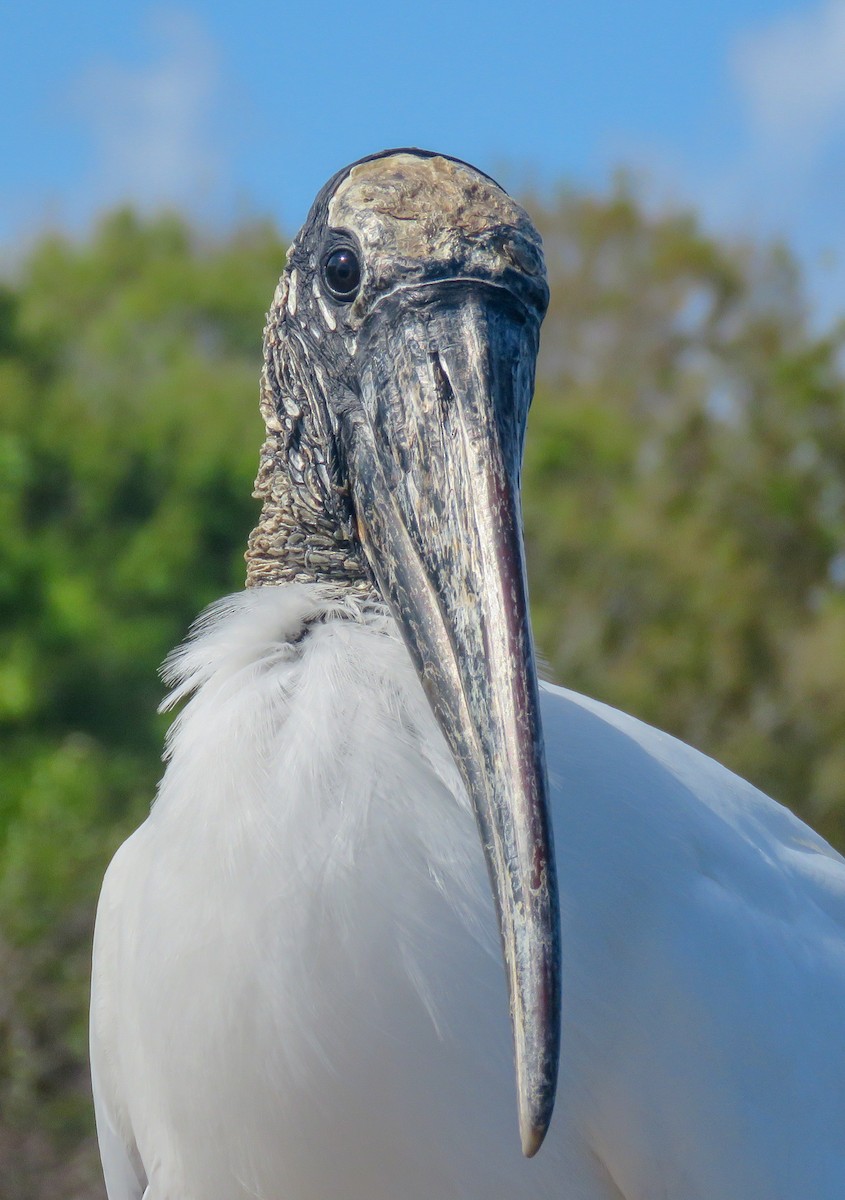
[625, 0, 845, 328]
[70, 8, 225, 216]
[732, 0, 845, 160]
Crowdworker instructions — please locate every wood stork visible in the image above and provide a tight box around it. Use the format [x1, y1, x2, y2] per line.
[90, 149, 845, 1200]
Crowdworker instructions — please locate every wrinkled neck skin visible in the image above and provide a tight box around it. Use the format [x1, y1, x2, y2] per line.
[245, 275, 374, 597]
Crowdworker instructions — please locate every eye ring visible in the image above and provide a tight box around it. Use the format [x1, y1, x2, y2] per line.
[322, 245, 361, 302]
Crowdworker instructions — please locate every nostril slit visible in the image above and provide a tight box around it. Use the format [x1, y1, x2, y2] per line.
[431, 351, 455, 422]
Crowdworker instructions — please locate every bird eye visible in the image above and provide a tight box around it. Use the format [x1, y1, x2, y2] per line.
[323, 247, 361, 301]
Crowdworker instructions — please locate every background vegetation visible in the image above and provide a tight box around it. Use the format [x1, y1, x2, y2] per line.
[1, 187, 844, 1197]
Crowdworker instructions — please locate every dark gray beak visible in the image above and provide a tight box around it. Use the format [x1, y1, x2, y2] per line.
[339, 280, 561, 1156]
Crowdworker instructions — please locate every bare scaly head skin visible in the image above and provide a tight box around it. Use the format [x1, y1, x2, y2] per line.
[246, 152, 546, 591]
[327, 154, 544, 323]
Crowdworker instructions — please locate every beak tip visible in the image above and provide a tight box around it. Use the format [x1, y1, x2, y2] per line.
[520, 1118, 549, 1158]
[517, 1063, 557, 1157]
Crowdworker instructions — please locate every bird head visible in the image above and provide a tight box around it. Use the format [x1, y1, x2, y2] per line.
[247, 149, 560, 1157]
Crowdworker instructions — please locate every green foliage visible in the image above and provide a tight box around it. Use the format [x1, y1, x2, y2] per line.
[523, 184, 845, 846]
[1, 191, 844, 1196]
[0, 210, 285, 1196]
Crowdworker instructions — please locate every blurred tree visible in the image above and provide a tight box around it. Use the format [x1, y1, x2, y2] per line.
[523, 181, 845, 847]
[0, 187, 843, 1196]
[0, 210, 284, 1197]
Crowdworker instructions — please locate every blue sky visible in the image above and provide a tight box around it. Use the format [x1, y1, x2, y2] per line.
[4, 1, 845, 321]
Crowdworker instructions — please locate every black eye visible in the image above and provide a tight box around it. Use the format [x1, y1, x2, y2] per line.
[323, 247, 361, 301]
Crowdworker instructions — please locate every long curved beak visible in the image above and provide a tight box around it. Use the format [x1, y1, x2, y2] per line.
[340, 281, 561, 1156]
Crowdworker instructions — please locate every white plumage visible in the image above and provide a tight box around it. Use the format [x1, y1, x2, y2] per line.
[91, 584, 845, 1200]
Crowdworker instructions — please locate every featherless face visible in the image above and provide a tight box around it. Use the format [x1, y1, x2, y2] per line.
[246, 150, 548, 591]
[247, 149, 560, 1158]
